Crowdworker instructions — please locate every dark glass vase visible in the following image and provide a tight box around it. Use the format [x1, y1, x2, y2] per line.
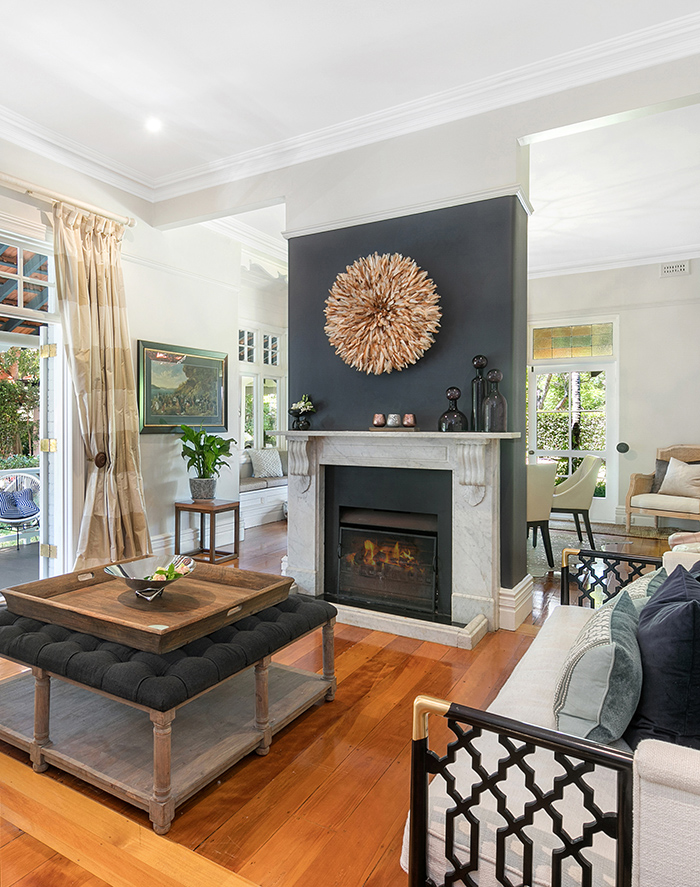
[438, 387, 469, 432]
[471, 355, 488, 432]
[482, 369, 507, 432]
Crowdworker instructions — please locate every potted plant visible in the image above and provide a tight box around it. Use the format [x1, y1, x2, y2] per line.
[289, 394, 316, 430]
[180, 425, 236, 500]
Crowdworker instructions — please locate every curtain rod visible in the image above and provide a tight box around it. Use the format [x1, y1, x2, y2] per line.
[0, 172, 137, 228]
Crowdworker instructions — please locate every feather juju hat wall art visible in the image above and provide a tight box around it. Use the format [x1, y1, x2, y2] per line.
[324, 252, 441, 374]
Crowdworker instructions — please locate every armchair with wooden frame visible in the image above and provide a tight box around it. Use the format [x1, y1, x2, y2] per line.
[625, 444, 700, 532]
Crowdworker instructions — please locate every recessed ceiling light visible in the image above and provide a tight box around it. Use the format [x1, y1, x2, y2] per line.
[145, 117, 162, 133]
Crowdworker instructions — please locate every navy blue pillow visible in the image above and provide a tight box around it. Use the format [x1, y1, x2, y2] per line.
[624, 565, 700, 750]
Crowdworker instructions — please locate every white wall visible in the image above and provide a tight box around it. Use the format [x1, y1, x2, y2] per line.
[528, 263, 700, 520]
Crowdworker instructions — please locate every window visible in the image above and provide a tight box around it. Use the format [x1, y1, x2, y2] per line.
[262, 334, 278, 366]
[532, 323, 613, 361]
[238, 329, 255, 363]
[239, 325, 286, 449]
[0, 242, 54, 321]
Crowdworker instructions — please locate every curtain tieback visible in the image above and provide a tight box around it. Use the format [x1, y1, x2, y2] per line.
[91, 452, 108, 468]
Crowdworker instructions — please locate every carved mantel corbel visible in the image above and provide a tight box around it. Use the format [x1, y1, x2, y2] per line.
[288, 436, 313, 492]
[455, 442, 487, 505]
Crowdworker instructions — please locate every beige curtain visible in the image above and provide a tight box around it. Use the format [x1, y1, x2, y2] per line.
[53, 203, 151, 569]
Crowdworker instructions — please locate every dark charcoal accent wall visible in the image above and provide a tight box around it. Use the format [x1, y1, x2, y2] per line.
[324, 466, 453, 623]
[288, 196, 527, 589]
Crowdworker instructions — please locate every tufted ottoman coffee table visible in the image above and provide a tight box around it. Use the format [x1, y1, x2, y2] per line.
[0, 566, 337, 834]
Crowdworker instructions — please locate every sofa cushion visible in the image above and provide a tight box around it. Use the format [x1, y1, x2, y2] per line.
[240, 476, 269, 493]
[624, 565, 700, 750]
[651, 458, 700, 493]
[553, 590, 642, 744]
[249, 448, 283, 478]
[624, 567, 668, 614]
[265, 476, 288, 489]
[630, 493, 700, 514]
[658, 457, 700, 499]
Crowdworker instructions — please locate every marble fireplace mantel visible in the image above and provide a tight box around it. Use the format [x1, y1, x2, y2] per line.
[277, 430, 526, 648]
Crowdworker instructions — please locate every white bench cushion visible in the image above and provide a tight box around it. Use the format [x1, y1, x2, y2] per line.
[631, 493, 700, 514]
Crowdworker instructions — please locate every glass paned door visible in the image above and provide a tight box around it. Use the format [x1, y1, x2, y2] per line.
[528, 365, 617, 522]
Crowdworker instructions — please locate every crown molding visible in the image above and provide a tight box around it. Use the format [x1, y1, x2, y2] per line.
[528, 243, 700, 278]
[1, 13, 699, 203]
[204, 217, 287, 264]
[151, 12, 700, 200]
[283, 186, 533, 240]
[0, 106, 155, 201]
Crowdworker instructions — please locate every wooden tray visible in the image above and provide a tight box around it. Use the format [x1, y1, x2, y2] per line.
[2, 562, 293, 654]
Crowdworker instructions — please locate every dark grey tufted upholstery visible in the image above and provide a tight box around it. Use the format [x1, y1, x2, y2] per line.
[0, 595, 336, 712]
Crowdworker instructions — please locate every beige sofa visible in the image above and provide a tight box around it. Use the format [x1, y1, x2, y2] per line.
[626, 445, 700, 531]
[239, 448, 288, 530]
[401, 548, 700, 887]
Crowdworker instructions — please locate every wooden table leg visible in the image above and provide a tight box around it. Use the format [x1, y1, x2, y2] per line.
[150, 709, 175, 835]
[322, 619, 337, 701]
[209, 512, 217, 563]
[255, 656, 272, 755]
[174, 507, 181, 555]
[200, 512, 206, 557]
[31, 667, 50, 772]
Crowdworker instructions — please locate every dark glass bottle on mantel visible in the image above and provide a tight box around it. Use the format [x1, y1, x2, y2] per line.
[483, 369, 507, 432]
[438, 387, 469, 432]
[471, 355, 488, 432]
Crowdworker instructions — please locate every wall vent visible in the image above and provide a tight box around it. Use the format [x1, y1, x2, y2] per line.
[660, 260, 690, 277]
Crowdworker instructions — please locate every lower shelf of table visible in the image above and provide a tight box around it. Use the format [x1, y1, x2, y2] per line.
[0, 664, 331, 814]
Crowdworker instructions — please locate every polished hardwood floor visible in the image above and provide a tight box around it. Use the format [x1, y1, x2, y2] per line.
[0, 521, 668, 886]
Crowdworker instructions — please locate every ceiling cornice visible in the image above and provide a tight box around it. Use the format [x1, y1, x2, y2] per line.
[529, 243, 700, 278]
[204, 217, 288, 264]
[1, 12, 699, 203]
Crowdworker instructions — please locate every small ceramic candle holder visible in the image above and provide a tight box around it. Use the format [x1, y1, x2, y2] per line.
[387, 413, 401, 427]
[402, 413, 416, 427]
[372, 413, 386, 427]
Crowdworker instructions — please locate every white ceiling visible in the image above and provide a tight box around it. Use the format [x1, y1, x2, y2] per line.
[2, 1, 699, 273]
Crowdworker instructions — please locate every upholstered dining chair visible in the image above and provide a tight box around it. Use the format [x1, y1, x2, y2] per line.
[0, 473, 40, 550]
[550, 455, 603, 549]
[527, 462, 557, 569]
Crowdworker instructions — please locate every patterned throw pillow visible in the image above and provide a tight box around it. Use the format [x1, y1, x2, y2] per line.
[13, 488, 39, 517]
[554, 590, 642, 744]
[249, 448, 284, 478]
[0, 491, 19, 519]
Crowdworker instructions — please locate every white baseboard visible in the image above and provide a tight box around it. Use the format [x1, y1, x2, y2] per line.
[499, 574, 534, 631]
[148, 513, 238, 559]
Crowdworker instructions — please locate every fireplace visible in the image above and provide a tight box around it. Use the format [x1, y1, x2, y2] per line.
[334, 508, 438, 617]
[281, 430, 530, 647]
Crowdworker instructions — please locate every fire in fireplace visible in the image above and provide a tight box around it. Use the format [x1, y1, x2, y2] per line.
[334, 508, 438, 617]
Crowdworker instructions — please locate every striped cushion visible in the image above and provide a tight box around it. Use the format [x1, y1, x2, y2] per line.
[0, 491, 21, 519]
[13, 488, 39, 517]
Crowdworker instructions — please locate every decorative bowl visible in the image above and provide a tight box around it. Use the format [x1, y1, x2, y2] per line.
[105, 556, 195, 601]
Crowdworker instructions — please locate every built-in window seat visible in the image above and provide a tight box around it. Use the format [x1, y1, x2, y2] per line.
[239, 448, 288, 531]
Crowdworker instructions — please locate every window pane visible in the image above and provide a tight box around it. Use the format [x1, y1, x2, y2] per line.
[242, 375, 255, 448]
[0, 244, 17, 275]
[23, 251, 49, 282]
[533, 322, 613, 359]
[536, 373, 569, 411]
[579, 412, 606, 450]
[23, 283, 50, 312]
[536, 412, 570, 450]
[263, 377, 278, 447]
[0, 276, 18, 307]
[0, 314, 44, 336]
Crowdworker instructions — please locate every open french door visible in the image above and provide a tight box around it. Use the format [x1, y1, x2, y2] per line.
[527, 363, 618, 523]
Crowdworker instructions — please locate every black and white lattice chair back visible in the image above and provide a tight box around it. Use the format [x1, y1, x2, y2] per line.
[0, 473, 40, 551]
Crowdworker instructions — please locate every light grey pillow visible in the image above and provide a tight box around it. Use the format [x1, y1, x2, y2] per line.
[249, 448, 284, 478]
[553, 590, 642, 744]
[658, 456, 700, 498]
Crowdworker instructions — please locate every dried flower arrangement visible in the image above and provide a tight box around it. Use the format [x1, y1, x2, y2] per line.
[324, 252, 441, 375]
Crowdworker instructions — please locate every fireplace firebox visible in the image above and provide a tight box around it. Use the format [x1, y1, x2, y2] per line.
[334, 508, 438, 617]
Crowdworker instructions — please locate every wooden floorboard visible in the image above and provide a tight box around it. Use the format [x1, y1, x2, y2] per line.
[0, 520, 668, 886]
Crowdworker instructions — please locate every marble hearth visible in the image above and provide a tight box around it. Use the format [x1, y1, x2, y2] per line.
[279, 430, 530, 648]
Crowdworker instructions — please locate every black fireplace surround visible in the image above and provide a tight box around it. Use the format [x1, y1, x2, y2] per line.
[324, 465, 452, 623]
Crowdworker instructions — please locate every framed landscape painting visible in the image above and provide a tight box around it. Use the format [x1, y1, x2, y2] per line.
[138, 341, 228, 433]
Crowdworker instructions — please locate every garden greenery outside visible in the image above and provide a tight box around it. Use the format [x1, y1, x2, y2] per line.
[528, 369, 607, 497]
[0, 346, 40, 543]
